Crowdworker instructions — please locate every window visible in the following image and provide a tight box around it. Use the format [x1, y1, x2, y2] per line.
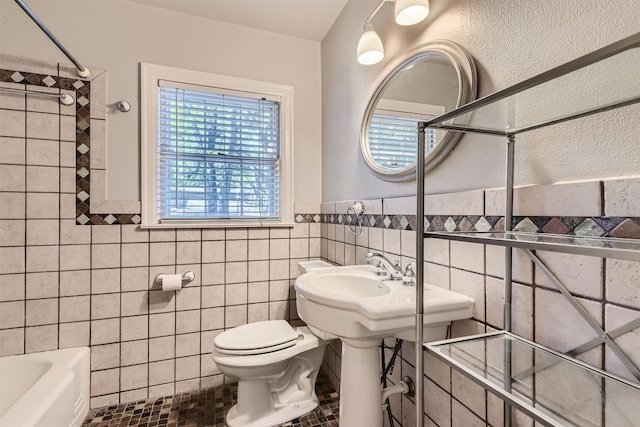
[369, 99, 443, 169]
[141, 64, 293, 228]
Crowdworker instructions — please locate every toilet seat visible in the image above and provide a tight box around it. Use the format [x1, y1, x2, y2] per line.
[214, 320, 300, 356]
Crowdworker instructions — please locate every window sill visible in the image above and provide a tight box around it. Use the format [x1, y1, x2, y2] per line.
[140, 221, 296, 229]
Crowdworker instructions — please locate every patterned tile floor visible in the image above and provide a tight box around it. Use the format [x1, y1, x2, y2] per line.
[82, 370, 340, 427]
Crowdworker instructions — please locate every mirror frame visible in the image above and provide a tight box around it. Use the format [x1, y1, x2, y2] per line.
[360, 40, 478, 181]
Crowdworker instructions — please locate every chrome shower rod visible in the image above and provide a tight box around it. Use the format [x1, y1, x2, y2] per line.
[0, 86, 75, 105]
[14, 0, 90, 78]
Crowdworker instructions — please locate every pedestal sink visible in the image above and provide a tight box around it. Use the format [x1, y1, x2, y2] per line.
[294, 264, 474, 427]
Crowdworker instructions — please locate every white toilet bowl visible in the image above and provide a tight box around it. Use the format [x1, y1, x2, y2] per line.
[212, 320, 327, 427]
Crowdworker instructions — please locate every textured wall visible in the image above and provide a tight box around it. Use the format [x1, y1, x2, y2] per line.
[321, 0, 640, 201]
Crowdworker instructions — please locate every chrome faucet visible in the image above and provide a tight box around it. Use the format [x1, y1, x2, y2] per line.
[402, 263, 416, 286]
[364, 252, 403, 281]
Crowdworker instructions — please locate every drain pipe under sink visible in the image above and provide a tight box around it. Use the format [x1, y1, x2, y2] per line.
[381, 376, 414, 405]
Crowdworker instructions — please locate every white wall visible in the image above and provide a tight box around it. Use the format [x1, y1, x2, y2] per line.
[0, 0, 323, 204]
[321, 0, 640, 202]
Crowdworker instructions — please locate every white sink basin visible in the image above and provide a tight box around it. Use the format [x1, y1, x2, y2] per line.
[295, 263, 474, 427]
[294, 264, 474, 341]
[308, 272, 391, 298]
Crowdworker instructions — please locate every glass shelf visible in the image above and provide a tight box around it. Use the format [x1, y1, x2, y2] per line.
[424, 231, 640, 261]
[425, 33, 640, 136]
[425, 331, 640, 427]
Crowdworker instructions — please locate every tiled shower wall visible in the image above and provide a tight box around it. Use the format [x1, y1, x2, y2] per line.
[0, 58, 321, 408]
[320, 181, 640, 427]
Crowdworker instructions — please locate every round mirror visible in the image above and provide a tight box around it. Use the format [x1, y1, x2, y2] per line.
[360, 40, 477, 181]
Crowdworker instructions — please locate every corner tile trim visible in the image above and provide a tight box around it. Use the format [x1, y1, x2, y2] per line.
[319, 213, 640, 239]
[0, 66, 141, 226]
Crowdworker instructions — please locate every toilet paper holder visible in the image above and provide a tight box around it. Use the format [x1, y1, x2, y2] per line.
[154, 271, 196, 286]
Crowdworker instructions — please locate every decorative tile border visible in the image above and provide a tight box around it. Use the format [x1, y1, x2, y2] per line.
[1, 66, 330, 227]
[5, 66, 638, 238]
[4, 66, 310, 227]
[294, 213, 323, 223]
[0, 66, 141, 226]
[320, 213, 640, 238]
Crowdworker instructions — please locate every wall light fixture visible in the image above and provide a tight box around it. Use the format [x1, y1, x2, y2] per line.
[357, 0, 430, 65]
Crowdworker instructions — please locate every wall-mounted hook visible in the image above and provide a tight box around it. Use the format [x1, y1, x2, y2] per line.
[116, 100, 131, 112]
[59, 93, 75, 106]
[347, 200, 365, 236]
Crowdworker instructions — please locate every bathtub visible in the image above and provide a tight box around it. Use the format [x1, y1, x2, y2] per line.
[0, 347, 90, 427]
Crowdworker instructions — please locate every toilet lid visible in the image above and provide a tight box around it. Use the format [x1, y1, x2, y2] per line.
[214, 320, 299, 356]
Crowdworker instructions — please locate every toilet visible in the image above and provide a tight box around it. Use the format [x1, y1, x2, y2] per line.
[211, 260, 334, 427]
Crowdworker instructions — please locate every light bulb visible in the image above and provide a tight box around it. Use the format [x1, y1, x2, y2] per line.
[357, 21, 384, 65]
[394, 0, 429, 26]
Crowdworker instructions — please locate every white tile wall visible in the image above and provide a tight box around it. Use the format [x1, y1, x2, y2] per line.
[424, 261, 450, 289]
[321, 179, 640, 427]
[451, 269, 486, 322]
[486, 181, 602, 216]
[451, 398, 485, 427]
[485, 246, 533, 284]
[535, 251, 603, 299]
[534, 287, 603, 367]
[425, 189, 484, 216]
[605, 258, 640, 309]
[450, 241, 485, 274]
[452, 370, 487, 420]
[0, 62, 323, 408]
[604, 304, 640, 382]
[604, 177, 640, 216]
[383, 196, 416, 215]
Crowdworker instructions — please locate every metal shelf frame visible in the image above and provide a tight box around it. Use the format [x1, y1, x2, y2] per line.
[413, 31, 640, 427]
[425, 331, 640, 427]
[424, 32, 640, 135]
[424, 231, 640, 262]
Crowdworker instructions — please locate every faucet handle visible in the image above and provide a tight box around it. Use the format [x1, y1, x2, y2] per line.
[402, 263, 416, 286]
[373, 260, 387, 276]
[403, 263, 415, 276]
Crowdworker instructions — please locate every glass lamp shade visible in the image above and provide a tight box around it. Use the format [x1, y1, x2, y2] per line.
[357, 22, 384, 65]
[394, 0, 429, 26]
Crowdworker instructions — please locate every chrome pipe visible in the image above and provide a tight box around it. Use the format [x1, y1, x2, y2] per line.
[365, 0, 393, 22]
[526, 249, 640, 381]
[503, 133, 515, 427]
[415, 121, 426, 427]
[14, 0, 90, 78]
[0, 86, 74, 105]
[504, 134, 515, 331]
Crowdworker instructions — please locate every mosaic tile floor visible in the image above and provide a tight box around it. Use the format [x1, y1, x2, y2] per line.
[82, 370, 340, 427]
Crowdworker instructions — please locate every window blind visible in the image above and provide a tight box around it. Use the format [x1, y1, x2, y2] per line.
[369, 113, 437, 169]
[157, 84, 281, 220]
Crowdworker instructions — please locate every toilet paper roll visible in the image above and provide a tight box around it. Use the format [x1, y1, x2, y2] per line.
[161, 274, 182, 291]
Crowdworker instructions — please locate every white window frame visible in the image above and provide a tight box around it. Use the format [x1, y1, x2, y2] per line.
[141, 63, 294, 228]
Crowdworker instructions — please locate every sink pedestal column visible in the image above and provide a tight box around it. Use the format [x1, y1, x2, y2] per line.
[339, 338, 383, 427]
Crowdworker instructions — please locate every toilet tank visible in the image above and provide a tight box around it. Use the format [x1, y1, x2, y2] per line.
[297, 260, 335, 275]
